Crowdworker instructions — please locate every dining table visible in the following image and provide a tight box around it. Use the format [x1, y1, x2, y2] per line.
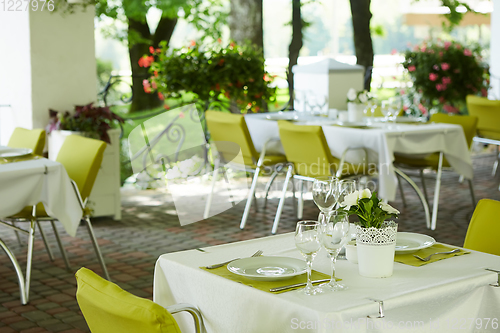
[153, 233, 500, 333]
[0, 146, 82, 304]
[244, 112, 474, 230]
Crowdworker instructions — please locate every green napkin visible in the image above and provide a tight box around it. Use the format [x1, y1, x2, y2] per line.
[200, 264, 333, 294]
[0, 154, 42, 165]
[395, 243, 470, 267]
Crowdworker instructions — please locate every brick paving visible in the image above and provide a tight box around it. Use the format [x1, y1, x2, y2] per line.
[1, 153, 500, 332]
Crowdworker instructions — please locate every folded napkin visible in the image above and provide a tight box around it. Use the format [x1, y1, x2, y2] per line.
[200, 264, 332, 294]
[0, 154, 42, 165]
[395, 243, 470, 267]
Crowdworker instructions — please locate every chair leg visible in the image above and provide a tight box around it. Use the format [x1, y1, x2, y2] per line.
[297, 179, 304, 219]
[468, 179, 476, 207]
[203, 159, 220, 219]
[263, 168, 281, 209]
[24, 219, 36, 304]
[240, 166, 261, 230]
[9, 221, 24, 246]
[396, 173, 407, 208]
[220, 167, 235, 207]
[50, 220, 71, 272]
[0, 238, 28, 305]
[420, 169, 429, 206]
[291, 177, 297, 218]
[493, 146, 499, 176]
[430, 153, 444, 231]
[36, 221, 55, 261]
[84, 216, 110, 281]
[394, 167, 431, 229]
[272, 165, 293, 235]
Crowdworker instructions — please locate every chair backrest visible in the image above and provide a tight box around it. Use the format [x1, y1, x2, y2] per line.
[466, 95, 500, 141]
[205, 110, 258, 165]
[76, 268, 181, 333]
[277, 120, 337, 177]
[430, 113, 478, 148]
[56, 135, 106, 202]
[463, 199, 500, 256]
[8, 127, 46, 156]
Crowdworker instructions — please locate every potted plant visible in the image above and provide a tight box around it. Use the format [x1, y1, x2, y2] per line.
[402, 39, 489, 114]
[340, 189, 399, 278]
[346, 88, 370, 122]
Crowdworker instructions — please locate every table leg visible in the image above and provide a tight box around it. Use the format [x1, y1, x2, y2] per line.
[272, 165, 293, 234]
[431, 152, 444, 231]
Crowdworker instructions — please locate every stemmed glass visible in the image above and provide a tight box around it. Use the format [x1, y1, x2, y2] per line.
[381, 100, 393, 122]
[319, 211, 350, 291]
[295, 221, 323, 295]
[312, 176, 339, 225]
[338, 179, 357, 207]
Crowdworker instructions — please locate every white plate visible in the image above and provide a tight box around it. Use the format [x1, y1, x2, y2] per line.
[227, 256, 307, 281]
[0, 148, 33, 158]
[395, 117, 427, 123]
[265, 112, 297, 121]
[396, 232, 435, 254]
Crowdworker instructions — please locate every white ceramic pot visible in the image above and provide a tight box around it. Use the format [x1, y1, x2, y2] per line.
[345, 240, 358, 264]
[347, 102, 366, 122]
[355, 221, 398, 278]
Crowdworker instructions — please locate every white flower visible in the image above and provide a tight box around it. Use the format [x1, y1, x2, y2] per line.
[340, 190, 359, 209]
[347, 88, 357, 102]
[358, 188, 371, 200]
[358, 91, 368, 103]
[379, 201, 400, 215]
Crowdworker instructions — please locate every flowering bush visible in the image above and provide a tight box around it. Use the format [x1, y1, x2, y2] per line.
[340, 189, 399, 229]
[46, 103, 124, 144]
[402, 40, 489, 114]
[346, 88, 371, 104]
[140, 41, 277, 113]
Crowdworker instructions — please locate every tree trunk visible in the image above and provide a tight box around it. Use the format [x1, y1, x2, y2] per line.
[229, 0, 263, 53]
[349, 0, 374, 91]
[287, 0, 303, 109]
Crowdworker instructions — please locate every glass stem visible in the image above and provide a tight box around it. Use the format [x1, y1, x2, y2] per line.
[329, 253, 337, 286]
[305, 256, 313, 290]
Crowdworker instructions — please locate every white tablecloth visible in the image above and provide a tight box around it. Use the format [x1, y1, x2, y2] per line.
[0, 156, 82, 237]
[244, 114, 473, 201]
[154, 233, 500, 333]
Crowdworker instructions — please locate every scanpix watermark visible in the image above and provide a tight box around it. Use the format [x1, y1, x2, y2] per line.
[290, 317, 499, 331]
[1, 0, 55, 11]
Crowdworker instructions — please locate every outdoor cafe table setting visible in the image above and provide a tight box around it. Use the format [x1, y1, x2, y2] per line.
[153, 232, 500, 333]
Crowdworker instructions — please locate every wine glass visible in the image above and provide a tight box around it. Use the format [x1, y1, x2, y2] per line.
[337, 179, 357, 208]
[312, 176, 339, 225]
[319, 211, 350, 291]
[390, 97, 402, 121]
[295, 221, 323, 295]
[381, 100, 393, 122]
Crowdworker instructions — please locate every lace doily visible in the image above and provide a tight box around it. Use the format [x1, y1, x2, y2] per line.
[355, 221, 398, 246]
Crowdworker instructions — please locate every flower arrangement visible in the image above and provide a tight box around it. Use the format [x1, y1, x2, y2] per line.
[340, 189, 399, 229]
[46, 103, 124, 144]
[140, 41, 277, 113]
[346, 88, 371, 104]
[402, 39, 489, 114]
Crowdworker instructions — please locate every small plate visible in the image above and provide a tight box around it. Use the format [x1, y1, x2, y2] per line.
[265, 112, 297, 121]
[227, 256, 307, 281]
[395, 117, 427, 123]
[0, 148, 33, 158]
[396, 232, 435, 254]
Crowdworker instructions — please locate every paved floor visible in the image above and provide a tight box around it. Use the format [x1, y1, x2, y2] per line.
[1, 153, 500, 332]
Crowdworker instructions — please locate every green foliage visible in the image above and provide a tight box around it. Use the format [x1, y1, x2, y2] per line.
[143, 41, 277, 113]
[340, 190, 399, 229]
[402, 39, 489, 114]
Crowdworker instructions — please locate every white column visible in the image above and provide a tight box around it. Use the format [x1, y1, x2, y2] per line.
[0, 6, 96, 145]
[490, 0, 500, 99]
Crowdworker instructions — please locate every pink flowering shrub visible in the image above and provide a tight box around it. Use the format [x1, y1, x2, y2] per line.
[403, 40, 489, 114]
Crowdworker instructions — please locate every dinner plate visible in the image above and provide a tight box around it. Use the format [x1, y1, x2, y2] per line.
[395, 117, 427, 123]
[0, 148, 33, 158]
[227, 256, 307, 281]
[265, 112, 298, 121]
[396, 232, 435, 254]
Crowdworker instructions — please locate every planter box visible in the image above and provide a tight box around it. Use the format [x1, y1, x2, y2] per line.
[48, 129, 121, 220]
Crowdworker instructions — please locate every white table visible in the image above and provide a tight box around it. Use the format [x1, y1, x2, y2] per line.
[154, 233, 500, 333]
[245, 113, 472, 202]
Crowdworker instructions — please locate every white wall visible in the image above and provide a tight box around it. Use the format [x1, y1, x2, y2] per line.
[0, 6, 97, 144]
[490, 0, 500, 99]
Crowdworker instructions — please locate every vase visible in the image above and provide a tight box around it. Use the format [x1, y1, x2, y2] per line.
[355, 221, 398, 278]
[347, 102, 366, 122]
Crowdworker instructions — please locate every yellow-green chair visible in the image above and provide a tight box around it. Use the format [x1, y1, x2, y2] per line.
[0, 135, 110, 304]
[394, 113, 478, 230]
[466, 95, 500, 178]
[7, 127, 46, 156]
[272, 120, 372, 233]
[76, 267, 204, 333]
[204, 111, 287, 230]
[463, 199, 500, 256]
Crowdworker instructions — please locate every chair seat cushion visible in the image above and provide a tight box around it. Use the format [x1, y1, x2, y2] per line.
[394, 153, 451, 169]
[477, 131, 500, 142]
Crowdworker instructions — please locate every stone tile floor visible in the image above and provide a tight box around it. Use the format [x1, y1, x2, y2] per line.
[1, 153, 500, 332]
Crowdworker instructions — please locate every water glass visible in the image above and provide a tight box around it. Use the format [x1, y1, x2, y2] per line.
[312, 176, 339, 225]
[295, 221, 323, 295]
[319, 211, 350, 291]
[338, 179, 357, 208]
